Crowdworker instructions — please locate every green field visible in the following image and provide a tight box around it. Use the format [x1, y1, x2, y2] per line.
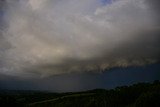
[0, 80, 160, 107]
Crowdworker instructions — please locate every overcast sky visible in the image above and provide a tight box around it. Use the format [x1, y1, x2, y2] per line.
[0, 0, 159, 77]
[0, 0, 160, 91]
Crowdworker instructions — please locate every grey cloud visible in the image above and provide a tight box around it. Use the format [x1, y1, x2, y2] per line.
[0, 0, 160, 77]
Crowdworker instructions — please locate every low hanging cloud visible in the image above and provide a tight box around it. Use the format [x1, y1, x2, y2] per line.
[0, 0, 160, 77]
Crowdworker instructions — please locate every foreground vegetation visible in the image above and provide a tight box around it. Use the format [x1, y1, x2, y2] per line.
[0, 80, 160, 107]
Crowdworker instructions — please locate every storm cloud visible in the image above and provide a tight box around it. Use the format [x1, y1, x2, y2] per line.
[0, 0, 160, 77]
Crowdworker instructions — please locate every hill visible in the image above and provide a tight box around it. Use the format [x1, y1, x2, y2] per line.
[0, 80, 160, 107]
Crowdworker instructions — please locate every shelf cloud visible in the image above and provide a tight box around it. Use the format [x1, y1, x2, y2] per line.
[0, 0, 160, 77]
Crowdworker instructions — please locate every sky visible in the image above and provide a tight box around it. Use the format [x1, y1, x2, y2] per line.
[0, 0, 160, 92]
[0, 63, 160, 92]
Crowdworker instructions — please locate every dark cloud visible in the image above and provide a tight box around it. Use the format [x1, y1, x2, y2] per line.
[0, 63, 160, 92]
[0, 0, 160, 77]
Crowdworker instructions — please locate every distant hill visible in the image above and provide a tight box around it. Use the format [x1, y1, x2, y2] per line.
[0, 80, 160, 107]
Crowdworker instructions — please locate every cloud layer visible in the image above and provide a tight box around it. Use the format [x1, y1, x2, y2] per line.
[0, 0, 160, 77]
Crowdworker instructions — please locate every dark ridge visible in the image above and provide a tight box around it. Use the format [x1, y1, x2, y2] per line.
[0, 80, 160, 107]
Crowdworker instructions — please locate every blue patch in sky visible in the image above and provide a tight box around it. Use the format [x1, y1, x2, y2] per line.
[0, 10, 4, 22]
[100, 0, 112, 5]
[0, 10, 3, 16]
